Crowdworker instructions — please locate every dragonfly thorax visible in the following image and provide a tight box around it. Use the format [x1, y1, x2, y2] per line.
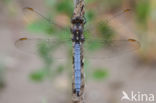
[71, 16, 85, 43]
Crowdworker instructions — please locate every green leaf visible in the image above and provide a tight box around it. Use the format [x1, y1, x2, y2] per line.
[37, 41, 54, 65]
[97, 21, 114, 41]
[26, 19, 55, 34]
[136, 0, 150, 26]
[84, 30, 91, 39]
[30, 69, 47, 82]
[86, 10, 95, 21]
[56, 65, 64, 74]
[45, 0, 56, 7]
[86, 40, 102, 51]
[55, 0, 73, 16]
[92, 68, 109, 80]
[0, 64, 5, 88]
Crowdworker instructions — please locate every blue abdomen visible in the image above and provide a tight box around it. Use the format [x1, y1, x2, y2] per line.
[74, 43, 81, 95]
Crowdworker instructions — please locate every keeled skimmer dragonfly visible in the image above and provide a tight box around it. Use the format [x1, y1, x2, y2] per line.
[15, 7, 140, 96]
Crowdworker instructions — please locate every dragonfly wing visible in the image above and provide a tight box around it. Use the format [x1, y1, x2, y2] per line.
[23, 7, 69, 30]
[84, 9, 135, 38]
[15, 37, 72, 60]
[83, 39, 140, 59]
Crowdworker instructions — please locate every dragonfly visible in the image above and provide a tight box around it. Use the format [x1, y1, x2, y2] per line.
[15, 7, 140, 96]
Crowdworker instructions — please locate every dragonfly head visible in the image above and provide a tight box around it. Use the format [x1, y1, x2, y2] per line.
[71, 16, 85, 24]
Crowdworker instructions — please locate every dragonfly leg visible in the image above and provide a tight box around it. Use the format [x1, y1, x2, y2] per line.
[83, 16, 87, 24]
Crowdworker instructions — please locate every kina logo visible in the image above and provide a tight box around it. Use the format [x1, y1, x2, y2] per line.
[121, 91, 155, 102]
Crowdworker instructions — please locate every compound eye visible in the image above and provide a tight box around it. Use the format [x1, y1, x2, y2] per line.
[78, 19, 83, 24]
[71, 18, 76, 24]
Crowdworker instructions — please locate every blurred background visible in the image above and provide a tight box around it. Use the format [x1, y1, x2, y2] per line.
[0, 0, 156, 103]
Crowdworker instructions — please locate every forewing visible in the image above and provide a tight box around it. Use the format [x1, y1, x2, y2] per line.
[23, 7, 69, 30]
[84, 9, 136, 38]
